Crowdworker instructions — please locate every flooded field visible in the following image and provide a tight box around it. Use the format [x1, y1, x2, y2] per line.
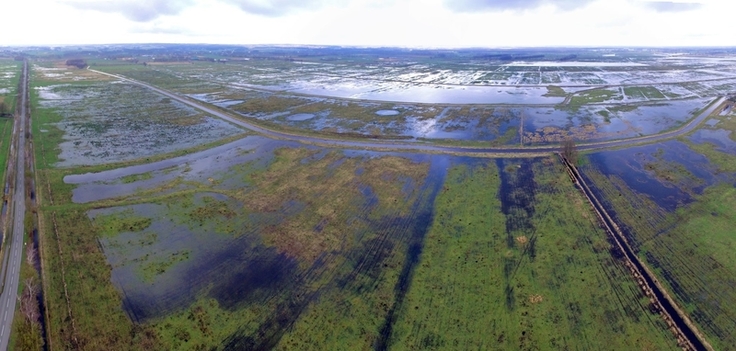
[0, 61, 19, 189]
[0, 60, 20, 111]
[91, 59, 723, 145]
[31, 66, 245, 167]
[36, 128, 684, 349]
[579, 130, 736, 350]
[99, 54, 736, 93]
[29, 48, 736, 350]
[148, 84, 711, 145]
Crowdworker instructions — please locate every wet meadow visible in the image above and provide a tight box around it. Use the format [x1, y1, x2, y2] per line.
[40, 136, 684, 350]
[0, 60, 21, 186]
[26, 51, 736, 350]
[578, 105, 736, 350]
[91, 60, 719, 147]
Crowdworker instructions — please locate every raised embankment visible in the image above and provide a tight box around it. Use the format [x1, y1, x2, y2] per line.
[559, 154, 711, 351]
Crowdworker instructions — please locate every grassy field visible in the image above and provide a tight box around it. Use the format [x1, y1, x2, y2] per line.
[0, 60, 21, 113]
[30, 54, 733, 351]
[30, 75, 244, 167]
[37, 138, 436, 350]
[0, 118, 13, 190]
[90, 61, 223, 94]
[581, 149, 736, 350]
[569, 88, 623, 108]
[0, 61, 21, 189]
[387, 159, 677, 350]
[543, 85, 567, 97]
[624, 86, 666, 100]
[38, 137, 685, 349]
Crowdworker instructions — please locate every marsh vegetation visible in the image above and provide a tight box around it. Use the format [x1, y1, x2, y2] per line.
[19, 47, 736, 350]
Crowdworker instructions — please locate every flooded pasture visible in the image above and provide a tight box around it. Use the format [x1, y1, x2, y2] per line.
[35, 81, 244, 167]
[33, 48, 736, 351]
[583, 140, 724, 211]
[579, 138, 736, 351]
[185, 87, 712, 145]
[56, 131, 685, 349]
[690, 129, 736, 155]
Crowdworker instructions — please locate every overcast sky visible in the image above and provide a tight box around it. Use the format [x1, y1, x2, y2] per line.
[2, 0, 732, 47]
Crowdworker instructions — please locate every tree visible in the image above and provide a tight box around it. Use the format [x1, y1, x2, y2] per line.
[19, 277, 38, 323]
[0, 101, 7, 116]
[26, 244, 37, 267]
[561, 137, 578, 164]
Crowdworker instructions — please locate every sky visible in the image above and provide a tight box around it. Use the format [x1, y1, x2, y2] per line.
[2, 0, 733, 47]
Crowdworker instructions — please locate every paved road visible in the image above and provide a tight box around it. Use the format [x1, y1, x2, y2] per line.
[91, 69, 726, 156]
[0, 60, 28, 351]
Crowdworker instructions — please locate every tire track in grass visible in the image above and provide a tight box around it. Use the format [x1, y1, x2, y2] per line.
[340, 162, 431, 285]
[374, 157, 447, 351]
[220, 154, 433, 349]
[269, 171, 427, 349]
[338, 183, 400, 287]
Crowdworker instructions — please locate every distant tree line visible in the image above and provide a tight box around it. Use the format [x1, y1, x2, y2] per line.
[65, 59, 88, 69]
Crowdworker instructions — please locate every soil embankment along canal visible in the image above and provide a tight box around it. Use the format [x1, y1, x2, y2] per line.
[559, 155, 711, 351]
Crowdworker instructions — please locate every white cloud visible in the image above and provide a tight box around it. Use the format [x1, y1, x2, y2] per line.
[1, 0, 732, 47]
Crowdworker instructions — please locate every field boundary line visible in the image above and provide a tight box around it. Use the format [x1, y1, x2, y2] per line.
[50, 211, 78, 347]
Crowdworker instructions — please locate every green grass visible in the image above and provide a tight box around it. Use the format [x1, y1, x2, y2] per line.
[642, 147, 704, 188]
[32, 54, 725, 350]
[121, 172, 153, 184]
[0, 60, 22, 111]
[0, 61, 21, 192]
[231, 95, 313, 115]
[0, 118, 13, 186]
[568, 88, 622, 109]
[388, 160, 677, 350]
[684, 141, 736, 172]
[543, 85, 567, 97]
[140, 250, 191, 282]
[679, 107, 736, 173]
[582, 164, 736, 350]
[607, 104, 639, 113]
[92, 62, 223, 94]
[597, 109, 611, 122]
[41, 209, 161, 349]
[624, 86, 666, 100]
[91, 209, 153, 237]
[38, 142, 434, 350]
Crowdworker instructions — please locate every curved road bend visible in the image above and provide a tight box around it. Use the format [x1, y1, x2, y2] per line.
[0, 60, 28, 351]
[90, 69, 725, 156]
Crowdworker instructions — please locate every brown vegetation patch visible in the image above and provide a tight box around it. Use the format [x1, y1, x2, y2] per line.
[292, 100, 399, 122]
[408, 106, 441, 120]
[529, 294, 543, 304]
[33, 61, 115, 82]
[244, 148, 429, 262]
[232, 95, 310, 115]
[524, 121, 638, 144]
